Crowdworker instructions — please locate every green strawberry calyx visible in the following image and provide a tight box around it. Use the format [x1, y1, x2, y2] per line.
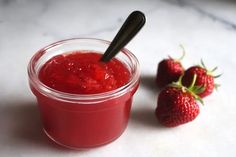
[200, 59, 222, 78]
[170, 74, 204, 105]
[200, 59, 222, 90]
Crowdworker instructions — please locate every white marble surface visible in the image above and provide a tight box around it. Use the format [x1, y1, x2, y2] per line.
[0, 0, 236, 156]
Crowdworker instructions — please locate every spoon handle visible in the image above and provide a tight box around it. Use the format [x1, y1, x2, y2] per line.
[100, 11, 146, 62]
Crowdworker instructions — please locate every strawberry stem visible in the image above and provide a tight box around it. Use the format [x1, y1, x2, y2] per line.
[177, 44, 186, 61]
[188, 74, 197, 90]
[214, 73, 222, 78]
[211, 66, 218, 72]
[168, 45, 186, 62]
[168, 55, 172, 59]
[201, 60, 221, 78]
[200, 59, 207, 69]
[169, 75, 183, 89]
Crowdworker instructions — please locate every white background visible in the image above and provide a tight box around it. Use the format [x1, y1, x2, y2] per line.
[0, 0, 236, 156]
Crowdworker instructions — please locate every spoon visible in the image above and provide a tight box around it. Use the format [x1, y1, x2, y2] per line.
[100, 11, 146, 62]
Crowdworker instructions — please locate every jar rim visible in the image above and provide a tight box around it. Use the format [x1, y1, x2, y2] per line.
[28, 38, 140, 103]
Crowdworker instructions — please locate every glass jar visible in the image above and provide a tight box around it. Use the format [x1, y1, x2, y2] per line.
[28, 38, 140, 149]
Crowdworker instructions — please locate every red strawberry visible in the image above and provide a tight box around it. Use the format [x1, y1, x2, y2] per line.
[156, 46, 185, 88]
[182, 60, 220, 98]
[155, 75, 202, 127]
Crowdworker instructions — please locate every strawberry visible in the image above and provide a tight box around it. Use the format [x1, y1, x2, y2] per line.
[156, 45, 185, 88]
[182, 60, 221, 98]
[155, 75, 202, 127]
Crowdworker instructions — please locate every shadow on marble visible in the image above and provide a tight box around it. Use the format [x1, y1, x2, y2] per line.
[140, 74, 161, 94]
[130, 107, 166, 129]
[1, 101, 87, 152]
[129, 75, 166, 129]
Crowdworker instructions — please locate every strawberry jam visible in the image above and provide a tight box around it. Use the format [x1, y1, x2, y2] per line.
[39, 51, 130, 94]
[28, 39, 140, 149]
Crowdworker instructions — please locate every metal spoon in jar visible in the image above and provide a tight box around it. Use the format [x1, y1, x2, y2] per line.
[100, 11, 146, 62]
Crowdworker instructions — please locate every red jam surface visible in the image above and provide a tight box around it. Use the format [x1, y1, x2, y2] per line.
[39, 51, 131, 94]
